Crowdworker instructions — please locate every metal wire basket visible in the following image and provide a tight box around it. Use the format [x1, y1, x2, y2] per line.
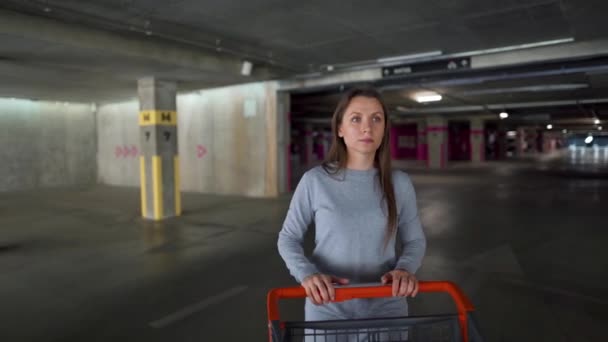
[267, 282, 483, 342]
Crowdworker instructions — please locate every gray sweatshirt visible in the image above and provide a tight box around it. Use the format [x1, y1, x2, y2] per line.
[278, 166, 426, 286]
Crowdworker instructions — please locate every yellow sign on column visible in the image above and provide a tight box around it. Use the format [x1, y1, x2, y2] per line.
[139, 110, 177, 126]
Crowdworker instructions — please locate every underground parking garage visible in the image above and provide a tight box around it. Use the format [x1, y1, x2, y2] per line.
[1, 1, 607, 341]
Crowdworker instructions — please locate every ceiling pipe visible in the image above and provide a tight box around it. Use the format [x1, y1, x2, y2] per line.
[395, 98, 608, 114]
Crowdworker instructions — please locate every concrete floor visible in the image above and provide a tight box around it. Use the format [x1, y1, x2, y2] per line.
[1, 157, 607, 341]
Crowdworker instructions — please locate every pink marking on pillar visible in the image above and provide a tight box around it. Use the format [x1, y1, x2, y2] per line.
[417, 144, 428, 161]
[418, 127, 428, 161]
[390, 127, 399, 159]
[440, 143, 446, 168]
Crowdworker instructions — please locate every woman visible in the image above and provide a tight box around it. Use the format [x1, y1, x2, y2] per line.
[277, 86, 426, 334]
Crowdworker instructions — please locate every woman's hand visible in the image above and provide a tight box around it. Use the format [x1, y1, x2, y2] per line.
[380, 269, 419, 297]
[301, 273, 349, 305]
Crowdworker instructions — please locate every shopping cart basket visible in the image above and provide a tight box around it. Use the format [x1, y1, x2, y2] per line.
[267, 281, 483, 342]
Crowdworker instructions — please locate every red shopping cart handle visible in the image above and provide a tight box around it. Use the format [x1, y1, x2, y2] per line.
[267, 281, 476, 342]
[267, 281, 474, 321]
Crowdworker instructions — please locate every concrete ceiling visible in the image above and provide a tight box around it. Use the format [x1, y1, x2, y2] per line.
[1, 0, 608, 105]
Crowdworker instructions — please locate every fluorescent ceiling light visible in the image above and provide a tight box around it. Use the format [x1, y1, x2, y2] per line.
[546, 124, 553, 130]
[377, 50, 443, 64]
[499, 112, 509, 119]
[321, 50, 442, 73]
[594, 119, 601, 125]
[457, 84, 588, 96]
[585, 136, 594, 144]
[451, 38, 575, 58]
[414, 92, 442, 103]
[599, 126, 603, 131]
[319, 38, 573, 75]
[241, 60, 253, 76]
[507, 131, 517, 137]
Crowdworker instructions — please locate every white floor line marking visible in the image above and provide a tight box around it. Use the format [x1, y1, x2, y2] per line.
[501, 277, 607, 305]
[149, 285, 248, 328]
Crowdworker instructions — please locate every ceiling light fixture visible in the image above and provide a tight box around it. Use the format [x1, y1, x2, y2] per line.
[585, 135, 594, 144]
[499, 112, 509, 119]
[241, 60, 253, 76]
[307, 37, 575, 77]
[451, 38, 575, 58]
[546, 124, 553, 130]
[416, 94, 442, 103]
[415, 94, 442, 103]
[377, 50, 443, 64]
[594, 119, 601, 125]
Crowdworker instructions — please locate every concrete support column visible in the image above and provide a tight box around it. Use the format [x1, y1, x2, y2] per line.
[138, 78, 180, 220]
[542, 130, 560, 152]
[389, 125, 399, 160]
[427, 117, 448, 169]
[497, 123, 508, 159]
[517, 127, 527, 156]
[417, 120, 427, 161]
[322, 129, 332, 160]
[470, 118, 485, 163]
[276, 92, 290, 194]
[304, 123, 314, 165]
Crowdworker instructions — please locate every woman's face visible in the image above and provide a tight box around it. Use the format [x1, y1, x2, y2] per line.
[338, 96, 385, 157]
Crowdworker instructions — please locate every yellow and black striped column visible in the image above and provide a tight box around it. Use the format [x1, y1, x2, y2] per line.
[138, 78, 181, 220]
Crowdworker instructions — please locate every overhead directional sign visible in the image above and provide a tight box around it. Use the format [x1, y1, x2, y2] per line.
[382, 57, 471, 77]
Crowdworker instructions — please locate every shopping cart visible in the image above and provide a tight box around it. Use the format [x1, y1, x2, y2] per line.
[267, 281, 483, 342]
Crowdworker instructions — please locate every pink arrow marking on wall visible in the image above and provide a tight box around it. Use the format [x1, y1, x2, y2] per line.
[122, 145, 130, 157]
[115, 146, 123, 158]
[131, 145, 139, 157]
[197, 145, 207, 158]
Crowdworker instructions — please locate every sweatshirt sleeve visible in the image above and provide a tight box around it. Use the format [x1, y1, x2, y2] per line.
[394, 173, 427, 274]
[277, 172, 320, 283]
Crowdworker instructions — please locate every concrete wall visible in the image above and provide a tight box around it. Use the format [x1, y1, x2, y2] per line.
[97, 81, 283, 197]
[0, 98, 96, 192]
[96, 100, 140, 186]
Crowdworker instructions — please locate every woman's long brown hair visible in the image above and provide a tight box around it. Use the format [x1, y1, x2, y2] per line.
[321, 87, 397, 247]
